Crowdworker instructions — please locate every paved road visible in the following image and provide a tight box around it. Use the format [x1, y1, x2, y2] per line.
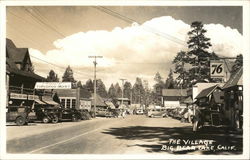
[7, 115, 242, 154]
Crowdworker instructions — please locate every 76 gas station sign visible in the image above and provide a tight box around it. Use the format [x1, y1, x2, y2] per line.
[210, 60, 224, 78]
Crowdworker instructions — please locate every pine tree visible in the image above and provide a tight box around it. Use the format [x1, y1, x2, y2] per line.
[187, 21, 216, 83]
[62, 66, 76, 83]
[96, 79, 108, 98]
[114, 83, 122, 98]
[231, 54, 243, 75]
[132, 77, 145, 104]
[165, 69, 175, 89]
[108, 84, 116, 99]
[46, 70, 59, 82]
[86, 79, 94, 93]
[123, 81, 132, 99]
[76, 81, 83, 88]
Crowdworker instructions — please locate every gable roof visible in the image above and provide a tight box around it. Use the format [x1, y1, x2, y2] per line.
[6, 38, 45, 81]
[181, 96, 193, 104]
[105, 101, 116, 109]
[91, 93, 107, 107]
[195, 85, 220, 99]
[223, 67, 243, 89]
[6, 39, 29, 63]
[162, 89, 187, 97]
[6, 64, 45, 80]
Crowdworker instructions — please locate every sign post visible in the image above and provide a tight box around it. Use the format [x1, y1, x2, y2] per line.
[210, 60, 225, 79]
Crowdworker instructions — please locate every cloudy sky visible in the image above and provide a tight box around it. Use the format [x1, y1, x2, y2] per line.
[6, 6, 243, 88]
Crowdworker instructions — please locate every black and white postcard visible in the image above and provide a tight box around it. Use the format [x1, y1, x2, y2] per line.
[0, 0, 249, 160]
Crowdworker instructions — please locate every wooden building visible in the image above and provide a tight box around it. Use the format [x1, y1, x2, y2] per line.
[161, 89, 187, 108]
[222, 67, 243, 129]
[55, 88, 92, 111]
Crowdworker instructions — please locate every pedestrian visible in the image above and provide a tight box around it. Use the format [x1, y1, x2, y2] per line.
[122, 109, 126, 118]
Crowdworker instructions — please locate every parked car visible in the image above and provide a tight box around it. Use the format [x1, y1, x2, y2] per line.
[6, 105, 30, 126]
[147, 109, 167, 118]
[60, 108, 82, 122]
[135, 109, 144, 115]
[28, 104, 61, 123]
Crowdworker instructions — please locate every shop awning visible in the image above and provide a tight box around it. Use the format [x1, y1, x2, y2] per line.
[181, 96, 193, 104]
[42, 96, 59, 105]
[35, 99, 46, 104]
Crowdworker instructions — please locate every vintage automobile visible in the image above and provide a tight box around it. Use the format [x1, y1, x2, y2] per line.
[6, 105, 30, 126]
[147, 108, 167, 118]
[192, 104, 222, 132]
[59, 108, 82, 122]
[29, 104, 61, 123]
[135, 109, 144, 115]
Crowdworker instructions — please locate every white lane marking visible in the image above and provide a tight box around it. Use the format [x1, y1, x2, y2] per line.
[28, 127, 100, 154]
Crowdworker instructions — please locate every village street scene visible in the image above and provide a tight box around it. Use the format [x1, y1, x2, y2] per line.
[4, 5, 244, 156]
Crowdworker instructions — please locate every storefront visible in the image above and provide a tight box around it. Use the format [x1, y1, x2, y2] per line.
[222, 67, 243, 129]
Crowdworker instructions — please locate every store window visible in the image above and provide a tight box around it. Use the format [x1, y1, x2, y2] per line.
[72, 99, 76, 108]
[66, 99, 71, 108]
[61, 99, 65, 108]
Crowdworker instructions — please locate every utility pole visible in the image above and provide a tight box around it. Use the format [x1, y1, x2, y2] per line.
[120, 78, 126, 107]
[88, 56, 103, 118]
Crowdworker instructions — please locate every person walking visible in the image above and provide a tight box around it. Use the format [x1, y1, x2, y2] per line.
[122, 109, 126, 118]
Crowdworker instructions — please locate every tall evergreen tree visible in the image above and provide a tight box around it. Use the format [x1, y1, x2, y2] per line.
[187, 21, 217, 83]
[62, 66, 76, 83]
[153, 72, 164, 95]
[76, 81, 83, 88]
[123, 81, 132, 99]
[85, 79, 94, 93]
[231, 54, 243, 75]
[114, 83, 122, 98]
[46, 70, 59, 82]
[172, 21, 219, 87]
[96, 79, 108, 98]
[132, 77, 145, 104]
[108, 84, 116, 99]
[165, 69, 175, 89]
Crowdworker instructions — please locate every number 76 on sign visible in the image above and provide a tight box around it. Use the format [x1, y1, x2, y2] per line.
[210, 60, 225, 78]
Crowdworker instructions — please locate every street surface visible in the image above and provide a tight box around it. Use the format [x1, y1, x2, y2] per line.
[7, 115, 242, 154]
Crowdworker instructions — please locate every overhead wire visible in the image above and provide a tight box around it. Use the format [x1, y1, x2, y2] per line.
[93, 6, 186, 46]
[23, 6, 66, 38]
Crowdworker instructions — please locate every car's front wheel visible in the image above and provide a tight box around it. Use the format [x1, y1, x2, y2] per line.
[43, 116, 50, 123]
[16, 116, 26, 126]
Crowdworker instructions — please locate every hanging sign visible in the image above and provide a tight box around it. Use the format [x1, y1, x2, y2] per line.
[35, 82, 72, 89]
[210, 60, 224, 78]
[10, 93, 27, 100]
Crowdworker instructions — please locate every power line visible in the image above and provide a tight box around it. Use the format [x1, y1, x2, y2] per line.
[93, 6, 185, 46]
[23, 7, 66, 38]
[30, 55, 93, 78]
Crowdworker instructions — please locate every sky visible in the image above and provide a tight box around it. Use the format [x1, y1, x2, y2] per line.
[6, 6, 243, 88]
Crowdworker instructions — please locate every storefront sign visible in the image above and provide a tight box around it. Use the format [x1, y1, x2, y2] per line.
[35, 82, 72, 89]
[28, 95, 39, 100]
[10, 93, 27, 100]
[210, 60, 224, 78]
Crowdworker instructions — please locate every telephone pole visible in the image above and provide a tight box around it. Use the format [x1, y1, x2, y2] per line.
[88, 56, 103, 118]
[120, 78, 126, 106]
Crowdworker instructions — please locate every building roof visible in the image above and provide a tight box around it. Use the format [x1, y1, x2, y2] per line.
[195, 85, 220, 99]
[181, 96, 193, 104]
[6, 38, 45, 81]
[6, 39, 29, 63]
[162, 89, 187, 97]
[223, 67, 243, 89]
[91, 93, 107, 107]
[105, 101, 116, 109]
[6, 64, 45, 80]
